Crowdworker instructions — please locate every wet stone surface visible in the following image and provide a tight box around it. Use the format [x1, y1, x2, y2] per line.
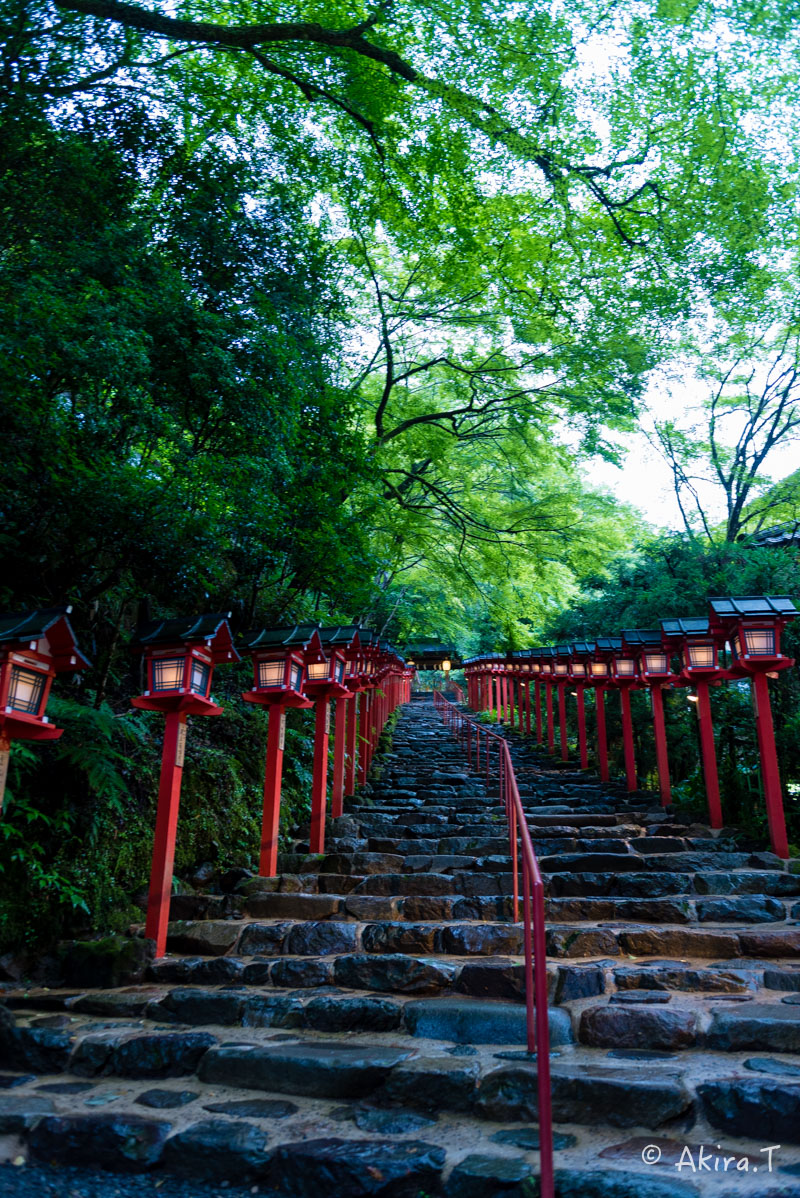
[135, 1089, 199, 1108]
[203, 1097, 298, 1118]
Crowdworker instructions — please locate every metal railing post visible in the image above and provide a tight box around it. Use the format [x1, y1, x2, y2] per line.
[432, 690, 553, 1198]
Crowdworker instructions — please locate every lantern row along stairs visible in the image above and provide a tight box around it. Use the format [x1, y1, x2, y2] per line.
[3, 672, 800, 1193]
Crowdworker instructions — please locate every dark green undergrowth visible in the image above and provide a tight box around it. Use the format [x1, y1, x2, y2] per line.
[0, 668, 319, 951]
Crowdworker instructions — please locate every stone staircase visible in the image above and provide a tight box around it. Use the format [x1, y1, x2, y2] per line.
[2, 695, 800, 1196]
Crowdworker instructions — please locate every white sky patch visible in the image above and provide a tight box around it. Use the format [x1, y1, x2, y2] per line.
[583, 369, 800, 531]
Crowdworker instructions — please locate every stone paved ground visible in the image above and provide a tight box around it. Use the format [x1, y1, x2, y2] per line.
[2, 695, 800, 1196]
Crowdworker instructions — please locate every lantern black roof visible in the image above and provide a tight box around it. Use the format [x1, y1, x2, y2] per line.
[135, 613, 240, 662]
[571, 640, 595, 655]
[594, 637, 622, 653]
[0, 606, 91, 670]
[660, 617, 710, 638]
[404, 639, 460, 667]
[404, 639, 456, 654]
[708, 595, 798, 621]
[622, 629, 665, 648]
[319, 625, 363, 648]
[554, 644, 572, 657]
[243, 623, 320, 651]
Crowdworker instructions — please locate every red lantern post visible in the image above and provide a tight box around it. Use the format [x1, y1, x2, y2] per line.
[553, 646, 572, 761]
[622, 630, 676, 807]
[529, 651, 544, 744]
[569, 642, 593, 770]
[709, 596, 798, 859]
[343, 629, 373, 800]
[241, 624, 315, 879]
[602, 638, 640, 793]
[302, 628, 350, 855]
[516, 654, 531, 734]
[661, 616, 725, 831]
[318, 626, 361, 820]
[0, 608, 90, 813]
[539, 650, 556, 753]
[586, 644, 611, 782]
[133, 614, 239, 958]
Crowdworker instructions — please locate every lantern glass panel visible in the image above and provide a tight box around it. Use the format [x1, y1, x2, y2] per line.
[616, 658, 635, 676]
[685, 642, 715, 669]
[590, 662, 607, 677]
[555, 663, 569, 675]
[531, 663, 541, 674]
[441, 659, 451, 672]
[8, 666, 45, 714]
[644, 652, 669, 674]
[190, 659, 211, 695]
[258, 660, 285, 688]
[572, 661, 586, 676]
[290, 662, 303, 691]
[541, 663, 552, 674]
[152, 656, 185, 692]
[743, 628, 775, 655]
[334, 658, 346, 683]
[307, 661, 329, 680]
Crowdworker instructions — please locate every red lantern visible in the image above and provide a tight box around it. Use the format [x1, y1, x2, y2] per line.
[132, 613, 239, 957]
[594, 637, 638, 792]
[660, 616, 725, 831]
[308, 626, 358, 847]
[622, 629, 676, 808]
[568, 642, 594, 770]
[0, 607, 90, 812]
[708, 596, 798, 858]
[552, 646, 573, 760]
[241, 624, 319, 881]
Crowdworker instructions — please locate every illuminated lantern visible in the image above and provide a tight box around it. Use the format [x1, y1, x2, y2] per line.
[341, 626, 370, 800]
[518, 650, 534, 735]
[132, 613, 239, 957]
[537, 648, 557, 753]
[602, 637, 640, 793]
[569, 641, 594, 770]
[708, 596, 798, 859]
[358, 631, 380, 786]
[528, 648, 544, 745]
[622, 629, 676, 807]
[241, 624, 318, 881]
[553, 646, 573, 761]
[310, 626, 358, 847]
[660, 616, 725, 830]
[585, 641, 612, 782]
[0, 607, 90, 813]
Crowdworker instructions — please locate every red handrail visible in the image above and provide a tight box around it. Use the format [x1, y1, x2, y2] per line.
[432, 690, 554, 1198]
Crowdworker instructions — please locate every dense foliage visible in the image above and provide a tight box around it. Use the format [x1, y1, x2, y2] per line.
[2, 0, 800, 947]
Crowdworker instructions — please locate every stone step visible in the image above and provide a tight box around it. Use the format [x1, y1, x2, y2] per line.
[7, 696, 800, 1192]
[7, 997, 800, 1123]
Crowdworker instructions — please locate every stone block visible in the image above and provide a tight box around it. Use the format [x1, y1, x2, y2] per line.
[579, 1005, 697, 1050]
[29, 1114, 171, 1171]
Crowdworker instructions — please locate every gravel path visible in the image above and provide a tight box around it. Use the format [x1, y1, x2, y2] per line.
[0, 1163, 264, 1198]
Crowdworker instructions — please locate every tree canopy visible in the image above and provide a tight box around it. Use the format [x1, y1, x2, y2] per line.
[3, 0, 800, 942]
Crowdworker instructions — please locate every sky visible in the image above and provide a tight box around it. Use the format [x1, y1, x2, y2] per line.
[585, 403, 800, 532]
